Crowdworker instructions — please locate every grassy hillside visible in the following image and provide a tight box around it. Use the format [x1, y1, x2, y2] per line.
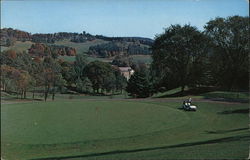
[54, 39, 109, 54]
[1, 40, 153, 65]
[1, 41, 34, 52]
[58, 56, 113, 63]
[131, 55, 152, 64]
[1, 39, 108, 55]
[1, 99, 248, 160]
[59, 54, 152, 64]
[202, 91, 249, 101]
[153, 87, 249, 102]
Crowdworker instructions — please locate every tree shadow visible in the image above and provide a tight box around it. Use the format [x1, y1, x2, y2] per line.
[218, 109, 249, 114]
[158, 87, 215, 98]
[205, 127, 249, 134]
[157, 87, 249, 103]
[31, 135, 250, 160]
[1, 96, 44, 102]
[177, 107, 184, 110]
[203, 97, 249, 103]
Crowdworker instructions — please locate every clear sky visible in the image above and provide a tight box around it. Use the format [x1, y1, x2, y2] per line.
[1, 0, 249, 39]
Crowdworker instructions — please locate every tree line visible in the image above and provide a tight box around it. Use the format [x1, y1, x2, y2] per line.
[29, 43, 76, 58]
[0, 28, 96, 46]
[0, 50, 127, 101]
[88, 41, 151, 58]
[0, 28, 153, 47]
[126, 16, 249, 98]
[95, 35, 154, 46]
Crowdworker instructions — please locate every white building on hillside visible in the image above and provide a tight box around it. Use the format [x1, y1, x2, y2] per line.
[119, 67, 134, 81]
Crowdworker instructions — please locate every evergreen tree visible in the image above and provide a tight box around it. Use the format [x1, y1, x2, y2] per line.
[126, 69, 152, 98]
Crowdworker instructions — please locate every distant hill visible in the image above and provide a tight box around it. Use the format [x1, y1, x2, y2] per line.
[1, 28, 154, 46]
[88, 41, 151, 58]
[0, 28, 153, 58]
[0, 28, 31, 46]
[95, 35, 154, 46]
[54, 39, 108, 54]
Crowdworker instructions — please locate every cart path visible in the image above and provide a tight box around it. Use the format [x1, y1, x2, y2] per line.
[1, 97, 248, 105]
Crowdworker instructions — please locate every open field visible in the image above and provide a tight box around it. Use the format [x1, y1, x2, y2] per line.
[1, 39, 107, 55]
[131, 55, 152, 64]
[1, 41, 34, 52]
[1, 40, 151, 65]
[54, 39, 108, 54]
[58, 55, 113, 63]
[1, 96, 249, 160]
[59, 54, 152, 64]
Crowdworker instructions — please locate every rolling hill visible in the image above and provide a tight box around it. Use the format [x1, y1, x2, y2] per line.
[1, 28, 154, 64]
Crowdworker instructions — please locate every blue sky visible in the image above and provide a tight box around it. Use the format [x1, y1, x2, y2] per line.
[1, 0, 249, 38]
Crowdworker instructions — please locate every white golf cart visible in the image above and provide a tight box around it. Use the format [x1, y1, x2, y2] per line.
[182, 100, 197, 111]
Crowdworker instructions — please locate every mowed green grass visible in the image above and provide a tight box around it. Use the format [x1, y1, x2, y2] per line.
[1, 100, 249, 160]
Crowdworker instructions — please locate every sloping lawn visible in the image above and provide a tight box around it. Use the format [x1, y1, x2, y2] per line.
[1, 100, 249, 160]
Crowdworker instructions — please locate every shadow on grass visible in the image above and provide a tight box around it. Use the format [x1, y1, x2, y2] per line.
[157, 87, 215, 98]
[30, 135, 250, 160]
[1, 97, 44, 102]
[157, 87, 249, 103]
[218, 109, 249, 114]
[203, 97, 249, 103]
[205, 127, 248, 134]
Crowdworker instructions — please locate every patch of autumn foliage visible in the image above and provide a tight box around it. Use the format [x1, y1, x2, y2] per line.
[28, 43, 76, 57]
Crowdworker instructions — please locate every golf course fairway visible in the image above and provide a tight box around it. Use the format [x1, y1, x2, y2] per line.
[1, 100, 249, 160]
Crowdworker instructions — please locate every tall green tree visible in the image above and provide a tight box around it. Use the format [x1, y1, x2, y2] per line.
[76, 77, 92, 93]
[151, 24, 209, 92]
[126, 68, 152, 98]
[84, 61, 112, 93]
[60, 60, 77, 88]
[84, 61, 123, 94]
[74, 54, 88, 79]
[113, 67, 127, 93]
[205, 16, 249, 90]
